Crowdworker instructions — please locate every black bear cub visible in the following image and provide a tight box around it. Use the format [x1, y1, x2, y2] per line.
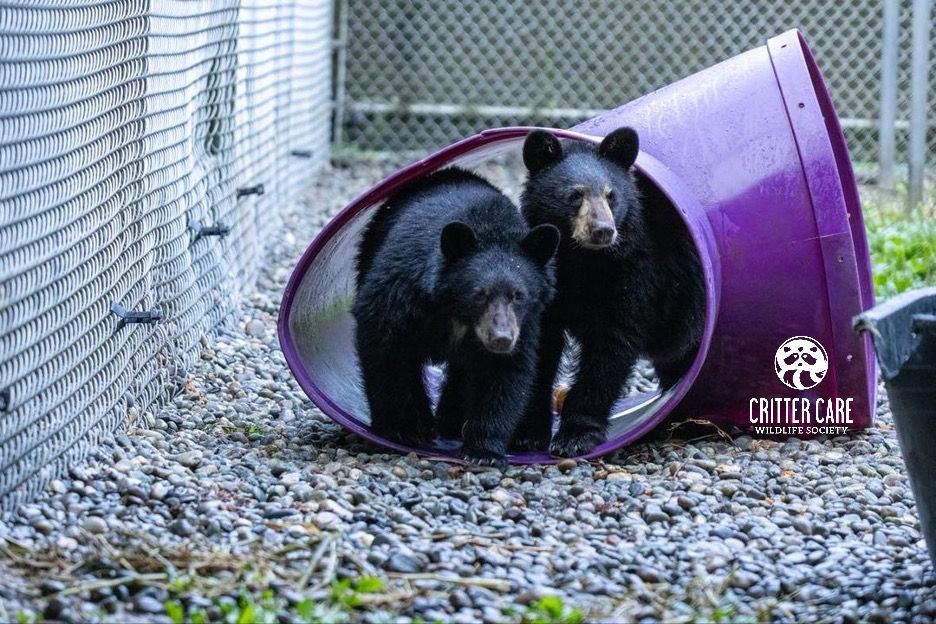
[353, 167, 560, 465]
[516, 128, 705, 457]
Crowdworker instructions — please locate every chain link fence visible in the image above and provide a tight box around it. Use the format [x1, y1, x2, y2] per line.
[0, 0, 331, 510]
[340, 0, 934, 184]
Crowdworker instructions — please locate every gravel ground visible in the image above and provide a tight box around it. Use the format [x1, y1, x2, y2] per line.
[1, 156, 934, 623]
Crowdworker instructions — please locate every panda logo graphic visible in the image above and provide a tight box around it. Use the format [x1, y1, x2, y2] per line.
[775, 336, 828, 390]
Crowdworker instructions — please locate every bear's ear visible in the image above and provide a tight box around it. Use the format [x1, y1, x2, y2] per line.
[440, 221, 478, 261]
[523, 130, 563, 173]
[521, 224, 560, 266]
[598, 127, 639, 169]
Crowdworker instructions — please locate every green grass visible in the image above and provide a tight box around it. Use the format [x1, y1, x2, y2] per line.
[164, 576, 388, 624]
[680, 569, 776, 624]
[503, 596, 584, 624]
[861, 185, 936, 299]
[164, 580, 587, 624]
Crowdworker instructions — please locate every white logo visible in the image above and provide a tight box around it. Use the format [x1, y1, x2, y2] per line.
[775, 336, 828, 390]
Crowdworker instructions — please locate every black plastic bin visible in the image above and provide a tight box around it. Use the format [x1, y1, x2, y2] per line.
[855, 287, 936, 567]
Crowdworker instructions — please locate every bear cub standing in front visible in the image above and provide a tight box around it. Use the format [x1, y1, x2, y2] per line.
[517, 128, 705, 457]
[353, 168, 560, 465]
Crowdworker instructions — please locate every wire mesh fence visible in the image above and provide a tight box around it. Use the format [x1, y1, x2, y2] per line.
[340, 0, 934, 183]
[0, 0, 332, 510]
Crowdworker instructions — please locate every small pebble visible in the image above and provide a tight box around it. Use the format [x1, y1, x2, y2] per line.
[245, 319, 266, 337]
[81, 516, 108, 534]
[385, 551, 425, 574]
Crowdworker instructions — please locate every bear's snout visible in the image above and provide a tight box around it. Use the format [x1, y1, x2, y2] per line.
[475, 297, 519, 354]
[589, 221, 616, 247]
[571, 192, 618, 249]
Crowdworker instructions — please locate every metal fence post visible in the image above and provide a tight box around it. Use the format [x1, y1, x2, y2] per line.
[332, 0, 349, 147]
[878, 0, 899, 191]
[908, 0, 933, 211]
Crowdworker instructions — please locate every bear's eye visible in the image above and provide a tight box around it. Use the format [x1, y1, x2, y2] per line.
[566, 189, 583, 204]
[473, 289, 487, 303]
[606, 189, 616, 203]
[513, 290, 527, 303]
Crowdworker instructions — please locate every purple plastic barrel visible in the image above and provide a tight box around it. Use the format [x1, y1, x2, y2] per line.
[279, 30, 876, 462]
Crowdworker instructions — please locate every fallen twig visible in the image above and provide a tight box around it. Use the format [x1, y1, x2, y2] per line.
[296, 536, 331, 591]
[386, 572, 511, 591]
[55, 572, 168, 597]
[309, 538, 339, 592]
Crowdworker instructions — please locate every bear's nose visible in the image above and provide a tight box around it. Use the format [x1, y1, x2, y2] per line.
[487, 331, 516, 354]
[590, 222, 616, 247]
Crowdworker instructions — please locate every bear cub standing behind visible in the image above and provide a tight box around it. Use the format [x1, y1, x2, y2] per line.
[353, 168, 560, 465]
[516, 128, 705, 457]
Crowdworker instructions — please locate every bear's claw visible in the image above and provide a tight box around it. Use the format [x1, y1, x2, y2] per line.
[549, 429, 604, 458]
[462, 450, 508, 470]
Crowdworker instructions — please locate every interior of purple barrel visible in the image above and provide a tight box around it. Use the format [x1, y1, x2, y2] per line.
[284, 133, 706, 461]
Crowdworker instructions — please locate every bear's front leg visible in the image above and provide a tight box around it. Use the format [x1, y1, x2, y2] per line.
[435, 360, 467, 440]
[653, 349, 696, 390]
[510, 311, 564, 452]
[358, 342, 434, 448]
[550, 338, 635, 458]
[461, 355, 535, 468]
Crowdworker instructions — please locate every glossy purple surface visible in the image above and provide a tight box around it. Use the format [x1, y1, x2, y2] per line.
[575, 30, 876, 429]
[279, 30, 875, 462]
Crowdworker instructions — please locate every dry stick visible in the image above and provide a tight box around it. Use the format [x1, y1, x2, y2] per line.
[386, 572, 512, 591]
[0, 544, 60, 571]
[88, 534, 138, 577]
[296, 536, 331, 591]
[62, 559, 88, 576]
[275, 541, 317, 556]
[55, 573, 168, 597]
[142, 543, 178, 577]
[669, 417, 735, 443]
[308, 539, 339, 592]
[343, 550, 379, 577]
[354, 592, 415, 606]
[431, 532, 507, 541]
[500, 543, 553, 552]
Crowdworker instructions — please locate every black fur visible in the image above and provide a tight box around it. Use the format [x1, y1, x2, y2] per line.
[353, 167, 559, 465]
[517, 128, 705, 457]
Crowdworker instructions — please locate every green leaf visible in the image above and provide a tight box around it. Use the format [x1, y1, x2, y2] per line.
[354, 577, 384, 593]
[165, 600, 185, 624]
[537, 596, 564, 619]
[330, 578, 351, 597]
[296, 598, 318, 622]
[237, 603, 255, 624]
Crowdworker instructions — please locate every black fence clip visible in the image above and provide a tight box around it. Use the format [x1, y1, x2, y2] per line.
[237, 184, 265, 199]
[111, 302, 163, 330]
[189, 219, 231, 242]
[290, 149, 314, 158]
